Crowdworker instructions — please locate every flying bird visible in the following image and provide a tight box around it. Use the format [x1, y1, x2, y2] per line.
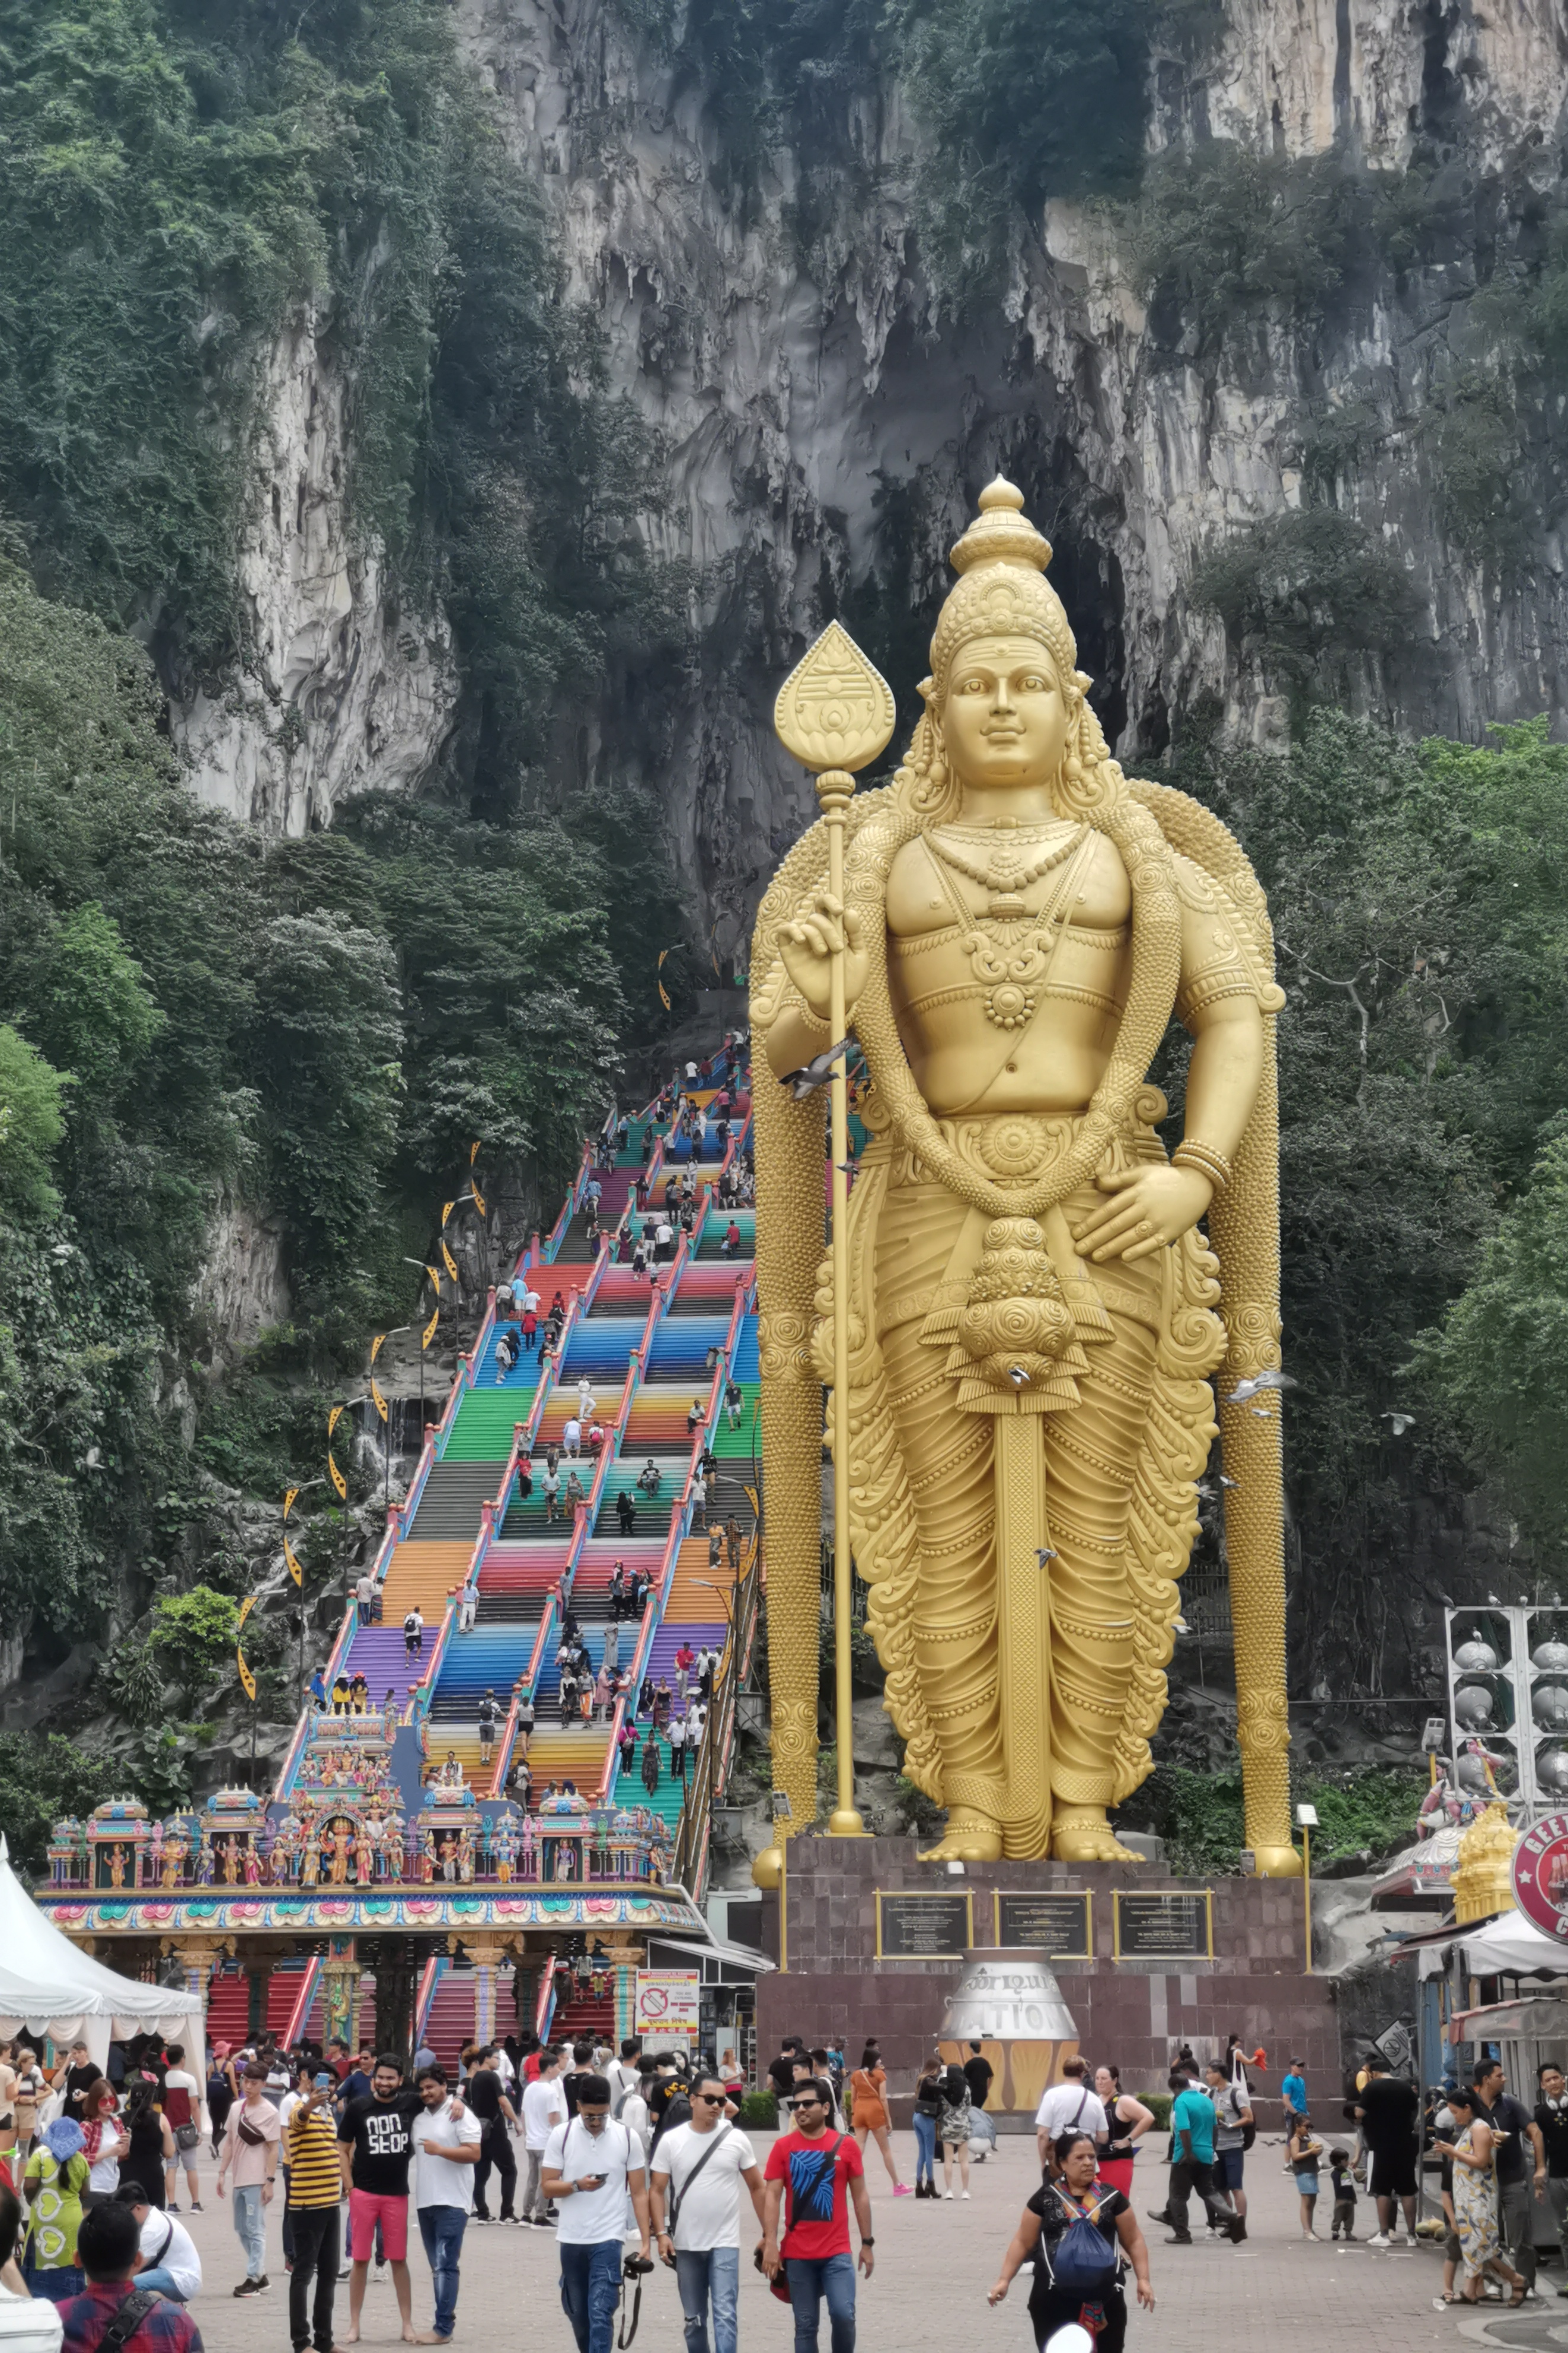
[1219, 1474, 1240, 1490]
[1226, 1369, 1298, 1404]
[1037, 1548, 1058, 1566]
[1381, 1411, 1415, 1436]
[780, 1041, 855, 1098]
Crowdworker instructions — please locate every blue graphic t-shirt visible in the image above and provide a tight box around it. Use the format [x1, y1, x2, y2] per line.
[764, 2129, 864, 2258]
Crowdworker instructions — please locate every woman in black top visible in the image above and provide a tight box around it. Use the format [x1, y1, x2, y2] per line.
[122, 2076, 173, 2209]
[988, 2131, 1154, 2353]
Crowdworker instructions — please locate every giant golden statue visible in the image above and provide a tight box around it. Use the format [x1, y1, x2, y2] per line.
[751, 479, 1299, 1873]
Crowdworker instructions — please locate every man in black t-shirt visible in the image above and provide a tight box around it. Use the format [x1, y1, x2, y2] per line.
[963, 2041, 995, 2113]
[1534, 2061, 1568, 2288]
[561, 2041, 599, 2120]
[1473, 2055, 1546, 2294]
[467, 2046, 519, 2224]
[338, 2053, 464, 2341]
[1355, 2055, 1420, 2246]
[766, 2040, 804, 2100]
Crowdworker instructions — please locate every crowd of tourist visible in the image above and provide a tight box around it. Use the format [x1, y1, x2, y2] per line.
[11, 2006, 1562, 2352]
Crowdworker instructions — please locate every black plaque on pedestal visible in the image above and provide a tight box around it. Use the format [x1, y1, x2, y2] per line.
[875, 1890, 973, 1957]
[1113, 1890, 1213, 1959]
[993, 1891, 1091, 1957]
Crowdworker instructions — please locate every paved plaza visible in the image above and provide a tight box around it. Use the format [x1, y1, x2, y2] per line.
[160, 2126, 1566, 2353]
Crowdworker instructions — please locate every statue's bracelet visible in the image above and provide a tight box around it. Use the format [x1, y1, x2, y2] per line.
[1171, 1140, 1232, 1196]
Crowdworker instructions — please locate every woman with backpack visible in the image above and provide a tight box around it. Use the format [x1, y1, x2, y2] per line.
[987, 2129, 1154, 2351]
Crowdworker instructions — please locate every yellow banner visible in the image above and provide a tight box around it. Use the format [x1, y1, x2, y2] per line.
[657, 947, 672, 1011]
[426, 1264, 440, 1292]
[284, 1536, 302, 1586]
[327, 1405, 344, 1439]
[423, 1305, 440, 1350]
[370, 1332, 385, 1365]
[441, 1198, 456, 1229]
[471, 1182, 487, 1219]
[328, 1452, 347, 1500]
[441, 1240, 459, 1284]
[470, 1140, 481, 1165]
[371, 1377, 388, 1423]
[237, 1591, 257, 1698]
[283, 1485, 299, 1521]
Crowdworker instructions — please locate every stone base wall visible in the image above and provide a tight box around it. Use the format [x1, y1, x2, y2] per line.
[756, 1834, 1340, 2124]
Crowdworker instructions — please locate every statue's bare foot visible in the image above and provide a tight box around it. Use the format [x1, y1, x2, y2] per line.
[1050, 1808, 1145, 1864]
[918, 1811, 1004, 1862]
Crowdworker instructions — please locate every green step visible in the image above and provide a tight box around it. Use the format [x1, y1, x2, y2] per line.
[711, 1389, 761, 1458]
[445, 1387, 541, 1460]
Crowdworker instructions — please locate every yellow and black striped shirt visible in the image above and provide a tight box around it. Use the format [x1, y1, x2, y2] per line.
[287, 2103, 343, 2208]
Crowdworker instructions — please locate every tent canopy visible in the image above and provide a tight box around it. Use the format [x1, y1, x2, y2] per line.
[0, 1835, 201, 2051]
[1457, 1911, 1568, 1976]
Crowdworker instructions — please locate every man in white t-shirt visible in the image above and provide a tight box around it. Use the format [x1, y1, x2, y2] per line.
[542, 2078, 651, 2353]
[1034, 2057, 1108, 2167]
[563, 1418, 583, 1460]
[117, 2181, 203, 2303]
[650, 2077, 765, 2353]
[520, 2049, 568, 2226]
[411, 2065, 483, 2345]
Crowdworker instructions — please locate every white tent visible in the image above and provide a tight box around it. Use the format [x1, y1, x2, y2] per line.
[1460, 1910, 1568, 1976]
[0, 1835, 202, 2073]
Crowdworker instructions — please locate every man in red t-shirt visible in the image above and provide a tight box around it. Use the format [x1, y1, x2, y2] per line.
[762, 2079, 873, 2352]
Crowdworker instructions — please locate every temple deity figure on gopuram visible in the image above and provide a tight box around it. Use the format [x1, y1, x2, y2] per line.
[751, 477, 1299, 1873]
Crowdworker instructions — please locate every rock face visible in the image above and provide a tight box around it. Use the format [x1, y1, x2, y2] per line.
[170, 307, 458, 835]
[449, 0, 1566, 940]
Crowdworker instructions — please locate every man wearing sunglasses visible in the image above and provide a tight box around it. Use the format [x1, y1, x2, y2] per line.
[762, 2081, 873, 2353]
[650, 2080, 765, 2353]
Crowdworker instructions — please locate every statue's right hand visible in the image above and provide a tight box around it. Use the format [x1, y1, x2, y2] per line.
[777, 892, 867, 1024]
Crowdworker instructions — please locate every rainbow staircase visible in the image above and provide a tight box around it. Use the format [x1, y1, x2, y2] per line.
[274, 1038, 761, 1871]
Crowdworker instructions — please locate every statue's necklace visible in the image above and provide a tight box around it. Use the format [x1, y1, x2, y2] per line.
[923, 823, 1095, 1029]
[928, 820, 1082, 919]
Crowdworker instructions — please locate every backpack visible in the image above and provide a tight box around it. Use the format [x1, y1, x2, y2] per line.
[1040, 2186, 1119, 2294]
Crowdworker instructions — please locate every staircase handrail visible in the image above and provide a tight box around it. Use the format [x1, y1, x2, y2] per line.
[670, 1538, 762, 1899]
[414, 1952, 446, 2041]
[282, 1954, 324, 2049]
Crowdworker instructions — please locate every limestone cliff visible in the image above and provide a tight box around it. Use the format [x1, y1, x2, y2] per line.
[444, 0, 1566, 946]
[170, 307, 459, 833]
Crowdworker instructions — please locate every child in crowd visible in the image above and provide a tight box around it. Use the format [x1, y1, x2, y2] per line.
[1329, 2147, 1356, 2239]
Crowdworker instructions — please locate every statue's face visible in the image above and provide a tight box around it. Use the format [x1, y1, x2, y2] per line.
[940, 635, 1069, 793]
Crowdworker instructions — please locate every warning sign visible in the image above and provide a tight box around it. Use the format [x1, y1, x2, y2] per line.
[634, 1969, 700, 2052]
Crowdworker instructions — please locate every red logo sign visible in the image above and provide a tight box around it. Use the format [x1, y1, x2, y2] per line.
[1512, 1813, 1568, 1939]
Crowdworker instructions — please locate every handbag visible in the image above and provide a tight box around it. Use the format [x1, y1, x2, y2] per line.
[174, 2122, 200, 2151]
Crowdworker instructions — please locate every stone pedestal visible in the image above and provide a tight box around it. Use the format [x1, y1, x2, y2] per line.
[756, 1835, 1338, 2123]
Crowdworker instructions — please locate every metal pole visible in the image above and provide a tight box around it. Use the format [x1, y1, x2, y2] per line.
[817, 768, 866, 1840]
[1303, 1822, 1313, 1973]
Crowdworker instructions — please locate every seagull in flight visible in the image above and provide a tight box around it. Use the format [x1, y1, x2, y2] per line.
[1227, 1369, 1298, 1405]
[780, 1041, 854, 1099]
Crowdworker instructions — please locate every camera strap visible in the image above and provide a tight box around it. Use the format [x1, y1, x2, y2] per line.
[617, 2270, 643, 2351]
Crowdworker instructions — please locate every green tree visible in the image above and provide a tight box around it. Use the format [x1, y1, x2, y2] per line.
[0, 1027, 69, 1220]
[1411, 1133, 1568, 1545]
[0, 1731, 120, 1876]
[250, 911, 403, 1319]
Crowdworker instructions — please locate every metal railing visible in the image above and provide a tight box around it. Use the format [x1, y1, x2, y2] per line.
[669, 1539, 763, 1904]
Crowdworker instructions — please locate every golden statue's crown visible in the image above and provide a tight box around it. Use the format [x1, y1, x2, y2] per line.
[931, 476, 1078, 698]
[949, 475, 1054, 576]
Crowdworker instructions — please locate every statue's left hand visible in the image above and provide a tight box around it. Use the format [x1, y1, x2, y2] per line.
[1070, 1163, 1215, 1262]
